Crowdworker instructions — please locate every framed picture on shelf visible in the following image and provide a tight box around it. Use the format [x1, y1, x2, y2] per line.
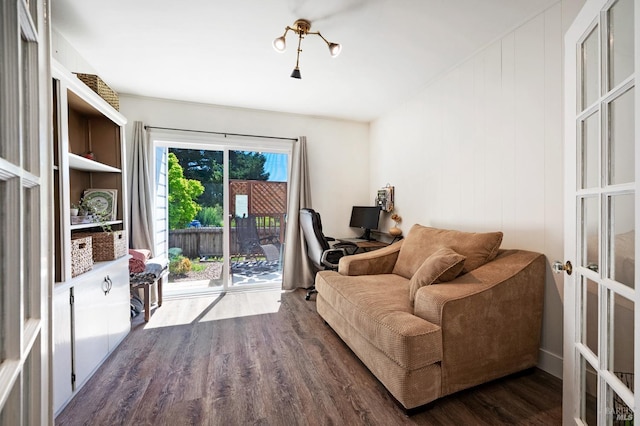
[82, 189, 117, 221]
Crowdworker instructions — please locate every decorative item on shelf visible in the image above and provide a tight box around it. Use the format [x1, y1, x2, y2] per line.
[389, 212, 402, 237]
[71, 202, 93, 225]
[83, 151, 95, 160]
[73, 73, 120, 110]
[73, 190, 116, 230]
[70, 235, 93, 277]
[83, 188, 118, 222]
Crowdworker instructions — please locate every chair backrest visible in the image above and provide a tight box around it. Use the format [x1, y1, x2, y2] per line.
[235, 215, 261, 255]
[300, 208, 330, 270]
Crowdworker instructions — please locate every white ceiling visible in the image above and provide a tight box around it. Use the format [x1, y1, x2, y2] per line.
[51, 0, 558, 122]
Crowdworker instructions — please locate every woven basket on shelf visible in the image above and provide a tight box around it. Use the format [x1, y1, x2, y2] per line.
[73, 73, 120, 111]
[76, 230, 127, 262]
[71, 236, 93, 277]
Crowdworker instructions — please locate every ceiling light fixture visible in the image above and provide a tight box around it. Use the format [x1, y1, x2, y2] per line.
[273, 19, 341, 79]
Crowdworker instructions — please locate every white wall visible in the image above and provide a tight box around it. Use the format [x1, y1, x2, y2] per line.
[369, 0, 584, 378]
[118, 95, 370, 239]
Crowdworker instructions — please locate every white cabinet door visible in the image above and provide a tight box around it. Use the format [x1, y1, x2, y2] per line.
[52, 287, 73, 415]
[105, 258, 131, 349]
[72, 259, 131, 389]
[72, 271, 111, 388]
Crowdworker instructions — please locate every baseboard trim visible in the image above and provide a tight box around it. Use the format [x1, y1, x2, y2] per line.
[537, 348, 563, 379]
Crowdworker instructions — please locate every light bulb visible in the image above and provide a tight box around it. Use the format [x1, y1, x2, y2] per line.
[328, 42, 341, 57]
[273, 36, 286, 52]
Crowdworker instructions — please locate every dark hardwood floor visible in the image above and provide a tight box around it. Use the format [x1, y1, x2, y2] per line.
[55, 289, 562, 425]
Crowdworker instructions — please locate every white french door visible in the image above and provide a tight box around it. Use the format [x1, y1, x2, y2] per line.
[0, 0, 52, 424]
[563, 0, 638, 423]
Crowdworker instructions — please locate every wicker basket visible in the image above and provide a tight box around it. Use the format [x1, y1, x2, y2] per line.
[74, 73, 120, 111]
[77, 230, 127, 262]
[71, 236, 93, 277]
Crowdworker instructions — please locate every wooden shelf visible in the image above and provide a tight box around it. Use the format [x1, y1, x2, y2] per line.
[68, 153, 121, 173]
[70, 220, 123, 231]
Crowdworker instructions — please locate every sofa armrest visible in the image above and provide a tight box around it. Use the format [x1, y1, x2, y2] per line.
[338, 241, 403, 276]
[413, 249, 546, 396]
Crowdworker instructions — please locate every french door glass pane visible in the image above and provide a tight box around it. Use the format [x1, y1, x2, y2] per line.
[611, 293, 634, 394]
[23, 187, 32, 320]
[581, 355, 598, 424]
[607, 0, 634, 90]
[581, 112, 600, 189]
[583, 277, 599, 355]
[608, 87, 635, 185]
[23, 348, 34, 425]
[582, 26, 600, 111]
[607, 193, 634, 287]
[28, 1, 38, 25]
[582, 196, 599, 269]
[0, 382, 20, 424]
[21, 34, 38, 175]
[608, 383, 634, 424]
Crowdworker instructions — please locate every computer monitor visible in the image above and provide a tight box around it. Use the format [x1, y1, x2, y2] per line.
[349, 206, 381, 241]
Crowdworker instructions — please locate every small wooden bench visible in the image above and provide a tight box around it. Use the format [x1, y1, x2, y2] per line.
[131, 269, 168, 322]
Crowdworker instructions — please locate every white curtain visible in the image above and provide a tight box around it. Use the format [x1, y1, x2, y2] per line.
[129, 121, 155, 254]
[282, 136, 314, 290]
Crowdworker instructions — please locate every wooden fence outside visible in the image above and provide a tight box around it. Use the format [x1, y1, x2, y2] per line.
[169, 225, 283, 258]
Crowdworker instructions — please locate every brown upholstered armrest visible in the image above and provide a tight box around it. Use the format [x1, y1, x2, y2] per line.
[412, 249, 546, 396]
[338, 240, 403, 276]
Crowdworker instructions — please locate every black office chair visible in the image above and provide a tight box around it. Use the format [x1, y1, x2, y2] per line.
[300, 208, 357, 300]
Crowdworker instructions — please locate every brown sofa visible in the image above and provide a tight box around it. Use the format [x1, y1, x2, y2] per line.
[315, 224, 545, 410]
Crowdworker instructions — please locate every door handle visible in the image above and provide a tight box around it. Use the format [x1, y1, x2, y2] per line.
[102, 276, 110, 295]
[552, 260, 573, 275]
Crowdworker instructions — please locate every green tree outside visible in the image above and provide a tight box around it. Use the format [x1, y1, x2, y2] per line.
[170, 149, 269, 207]
[168, 152, 204, 229]
[196, 205, 224, 227]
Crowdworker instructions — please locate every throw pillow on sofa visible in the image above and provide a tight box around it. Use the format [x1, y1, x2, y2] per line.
[409, 247, 466, 302]
[393, 224, 503, 279]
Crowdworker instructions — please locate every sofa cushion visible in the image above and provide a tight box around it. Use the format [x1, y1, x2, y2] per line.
[409, 247, 466, 303]
[393, 224, 503, 279]
[315, 271, 442, 370]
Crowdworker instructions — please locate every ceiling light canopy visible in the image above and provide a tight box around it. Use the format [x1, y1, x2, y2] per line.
[273, 19, 341, 79]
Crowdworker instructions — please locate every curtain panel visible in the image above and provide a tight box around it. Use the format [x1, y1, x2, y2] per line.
[129, 121, 155, 254]
[282, 136, 314, 290]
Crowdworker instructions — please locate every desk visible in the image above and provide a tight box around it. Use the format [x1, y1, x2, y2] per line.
[338, 238, 389, 252]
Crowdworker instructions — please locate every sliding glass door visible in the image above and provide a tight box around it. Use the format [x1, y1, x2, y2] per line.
[150, 129, 292, 294]
[229, 150, 288, 287]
